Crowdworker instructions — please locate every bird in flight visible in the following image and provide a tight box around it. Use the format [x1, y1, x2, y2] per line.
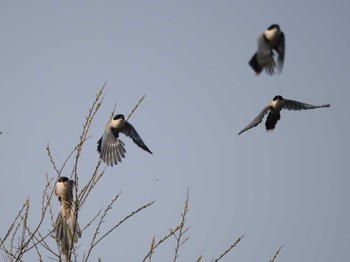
[97, 114, 152, 166]
[55, 176, 81, 256]
[238, 95, 330, 135]
[249, 24, 285, 75]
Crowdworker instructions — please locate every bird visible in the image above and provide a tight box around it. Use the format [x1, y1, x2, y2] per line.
[238, 95, 330, 135]
[97, 114, 153, 166]
[55, 176, 81, 256]
[249, 24, 285, 75]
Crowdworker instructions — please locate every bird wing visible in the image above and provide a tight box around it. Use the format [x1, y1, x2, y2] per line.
[256, 34, 276, 75]
[238, 105, 270, 135]
[122, 122, 153, 154]
[276, 32, 285, 73]
[98, 126, 126, 166]
[60, 180, 74, 204]
[66, 180, 74, 203]
[282, 99, 330, 111]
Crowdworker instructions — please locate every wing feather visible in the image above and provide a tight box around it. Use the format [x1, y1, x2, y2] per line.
[122, 122, 153, 154]
[283, 99, 330, 111]
[238, 105, 270, 135]
[256, 34, 275, 75]
[276, 32, 285, 73]
[97, 128, 126, 166]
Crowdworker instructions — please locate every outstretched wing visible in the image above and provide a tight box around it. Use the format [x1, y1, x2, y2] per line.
[97, 127, 126, 167]
[256, 34, 276, 75]
[122, 122, 153, 154]
[276, 32, 285, 74]
[282, 99, 330, 111]
[238, 105, 270, 135]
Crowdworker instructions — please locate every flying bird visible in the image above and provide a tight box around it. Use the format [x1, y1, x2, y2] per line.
[55, 176, 81, 256]
[238, 95, 330, 135]
[249, 24, 285, 75]
[97, 114, 152, 166]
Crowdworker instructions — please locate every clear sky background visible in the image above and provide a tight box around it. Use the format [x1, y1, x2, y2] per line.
[1, 1, 349, 261]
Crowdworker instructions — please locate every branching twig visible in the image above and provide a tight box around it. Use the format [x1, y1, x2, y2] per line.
[173, 189, 190, 262]
[94, 200, 154, 248]
[142, 225, 182, 262]
[78, 161, 105, 210]
[81, 209, 102, 234]
[0, 200, 29, 246]
[84, 199, 154, 262]
[85, 192, 122, 261]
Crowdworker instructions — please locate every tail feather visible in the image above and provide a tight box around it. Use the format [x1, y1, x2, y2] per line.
[55, 208, 81, 256]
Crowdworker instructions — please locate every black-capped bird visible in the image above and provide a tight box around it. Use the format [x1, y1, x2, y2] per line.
[97, 114, 153, 166]
[55, 176, 81, 256]
[249, 24, 285, 75]
[238, 95, 330, 135]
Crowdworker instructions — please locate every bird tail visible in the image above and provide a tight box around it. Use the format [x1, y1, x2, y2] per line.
[55, 207, 81, 256]
[249, 53, 263, 75]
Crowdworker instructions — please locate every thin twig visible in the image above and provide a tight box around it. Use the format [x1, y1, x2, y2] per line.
[142, 225, 181, 262]
[84, 193, 122, 262]
[269, 245, 283, 262]
[213, 234, 245, 262]
[85, 201, 155, 262]
[173, 189, 190, 262]
[78, 161, 105, 210]
[0, 200, 29, 246]
[127, 95, 146, 121]
[110, 102, 117, 120]
[81, 209, 102, 234]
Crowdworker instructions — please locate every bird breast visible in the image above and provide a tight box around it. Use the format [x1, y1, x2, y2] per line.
[56, 183, 68, 198]
[270, 99, 284, 112]
[109, 118, 126, 130]
[264, 28, 280, 44]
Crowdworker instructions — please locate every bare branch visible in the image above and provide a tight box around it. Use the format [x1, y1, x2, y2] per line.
[127, 95, 146, 121]
[173, 189, 190, 262]
[269, 245, 284, 262]
[0, 199, 29, 246]
[142, 225, 181, 262]
[213, 234, 245, 262]
[84, 200, 154, 261]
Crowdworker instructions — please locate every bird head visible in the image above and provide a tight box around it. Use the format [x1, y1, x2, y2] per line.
[267, 24, 280, 31]
[58, 176, 69, 183]
[273, 95, 284, 101]
[113, 114, 125, 120]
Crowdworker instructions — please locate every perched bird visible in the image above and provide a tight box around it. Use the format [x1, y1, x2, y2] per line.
[55, 176, 81, 256]
[238, 95, 330, 135]
[97, 114, 152, 166]
[249, 24, 285, 75]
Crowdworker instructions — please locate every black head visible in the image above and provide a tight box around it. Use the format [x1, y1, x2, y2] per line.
[273, 95, 284, 101]
[113, 114, 125, 120]
[58, 176, 69, 182]
[267, 24, 280, 31]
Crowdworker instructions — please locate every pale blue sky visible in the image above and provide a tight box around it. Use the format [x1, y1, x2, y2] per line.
[1, 1, 349, 261]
